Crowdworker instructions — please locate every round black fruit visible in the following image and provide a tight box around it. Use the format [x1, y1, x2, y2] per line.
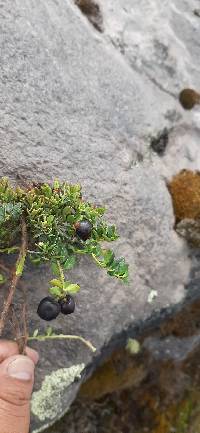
[59, 295, 75, 315]
[75, 220, 92, 241]
[37, 297, 61, 321]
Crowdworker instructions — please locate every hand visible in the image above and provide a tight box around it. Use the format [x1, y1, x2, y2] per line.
[0, 340, 39, 433]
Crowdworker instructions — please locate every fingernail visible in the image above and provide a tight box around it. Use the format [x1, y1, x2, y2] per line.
[7, 357, 34, 381]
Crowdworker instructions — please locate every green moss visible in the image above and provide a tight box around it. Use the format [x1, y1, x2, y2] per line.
[175, 398, 193, 433]
[31, 363, 85, 422]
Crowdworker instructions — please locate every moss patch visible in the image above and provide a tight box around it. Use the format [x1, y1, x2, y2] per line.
[168, 170, 200, 222]
[79, 348, 146, 400]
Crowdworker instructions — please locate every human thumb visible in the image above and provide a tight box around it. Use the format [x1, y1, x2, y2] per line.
[0, 355, 35, 433]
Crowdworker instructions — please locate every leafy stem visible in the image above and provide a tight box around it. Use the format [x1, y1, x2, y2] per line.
[57, 260, 65, 289]
[28, 333, 96, 353]
[0, 216, 28, 336]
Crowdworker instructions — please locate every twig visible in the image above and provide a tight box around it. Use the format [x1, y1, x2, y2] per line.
[21, 289, 28, 354]
[10, 306, 25, 354]
[0, 217, 28, 336]
[28, 334, 96, 353]
[57, 260, 65, 288]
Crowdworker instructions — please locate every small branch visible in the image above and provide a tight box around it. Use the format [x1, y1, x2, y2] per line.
[0, 217, 28, 337]
[57, 260, 65, 288]
[21, 283, 28, 355]
[10, 306, 26, 354]
[28, 333, 96, 353]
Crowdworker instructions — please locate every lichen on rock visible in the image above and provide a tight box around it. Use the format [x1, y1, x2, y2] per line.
[31, 364, 85, 422]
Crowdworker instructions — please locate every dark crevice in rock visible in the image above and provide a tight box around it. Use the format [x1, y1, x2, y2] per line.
[140, 66, 176, 99]
[45, 285, 200, 433]
[150, 127, 169, 155]
[194, 9, 200, 17]
[74, 0, 103, 32]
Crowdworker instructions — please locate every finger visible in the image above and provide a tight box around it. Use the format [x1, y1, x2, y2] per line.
[0, 354, 35, 433]
[0, 340, 19, 362]
[0, 340, 39, 365]
[24, 347, 39, 365]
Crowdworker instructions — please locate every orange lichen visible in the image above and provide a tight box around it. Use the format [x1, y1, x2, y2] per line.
[79, 348, 146, 399]
[168, 170, 200, 222]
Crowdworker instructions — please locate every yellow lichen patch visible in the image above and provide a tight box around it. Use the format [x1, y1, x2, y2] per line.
[79, 348, 146, 400]
[168, 170, 200, 222]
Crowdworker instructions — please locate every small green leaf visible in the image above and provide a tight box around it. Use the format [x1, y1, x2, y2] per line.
[53, 179, 60, 190]
[0, 273, 6, 284]
[66, 215, 76, 223]
[0, 246, 19, 254]
[49, 286, 62, 297]
[103, 249, 114, 266]
[49, 279, 63, 289]
[63, 282, 80, 294]
[46, 326, 53, 336]
[29, 255, 42, 265]
[47, 215, 54, 224]
[95, 207, 106, 216]
[41, 184, 52, 197]
[33, 329, 39, 338]
[106, 225, 119, 240]
[63, 256, 76, 270]
[51, 262, 60, 276]
[62, 206, 73, 218]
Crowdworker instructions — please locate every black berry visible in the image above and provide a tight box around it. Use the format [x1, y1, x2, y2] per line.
[75, 220, 92, 241]
[37, 297, 61, 321]
[59, 295, 75, 315]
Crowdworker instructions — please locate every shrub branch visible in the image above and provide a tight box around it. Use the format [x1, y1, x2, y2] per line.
[0, 216, 28, 336]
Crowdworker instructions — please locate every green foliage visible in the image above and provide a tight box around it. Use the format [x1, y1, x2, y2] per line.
[0, 273, 6, 285]
[0, 177, 129, 301]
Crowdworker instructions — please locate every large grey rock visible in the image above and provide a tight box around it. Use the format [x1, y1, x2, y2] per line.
[0, 0, 199, 431]
[98, 0, 200, 96]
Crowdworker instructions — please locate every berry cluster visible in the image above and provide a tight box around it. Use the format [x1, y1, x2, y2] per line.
[0, 178, 129, 329]
[37, 221, 91, 321]
[37, 295, 75, 321]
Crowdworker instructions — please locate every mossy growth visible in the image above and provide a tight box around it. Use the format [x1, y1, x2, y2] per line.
[0, 177, 128, 347]
[168, 170, 200, 222]
[179, 88, 200, 110]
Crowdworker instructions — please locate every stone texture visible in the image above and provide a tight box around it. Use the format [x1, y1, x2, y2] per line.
[45, 287, 200, 433]
[0, 0, 200, 431]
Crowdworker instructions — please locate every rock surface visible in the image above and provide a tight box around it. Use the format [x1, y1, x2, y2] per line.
[0, 0, 199, 431]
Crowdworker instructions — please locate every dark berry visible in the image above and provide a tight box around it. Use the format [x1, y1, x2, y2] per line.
[59, 295, 75, 315]
[75, 220, 92, 241]
[37, 297, 61, 321]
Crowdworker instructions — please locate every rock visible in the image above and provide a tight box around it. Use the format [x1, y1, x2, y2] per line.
[0, 0, 199, 432]
[45, 293, 200, 433]
[98, 0, 200, 96]
[74, 0, 104, 32]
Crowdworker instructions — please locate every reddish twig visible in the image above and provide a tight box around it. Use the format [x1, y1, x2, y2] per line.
[0, 217, 28, 337]
[21, 286, 28, 354]
[10, 306, 24, 354]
